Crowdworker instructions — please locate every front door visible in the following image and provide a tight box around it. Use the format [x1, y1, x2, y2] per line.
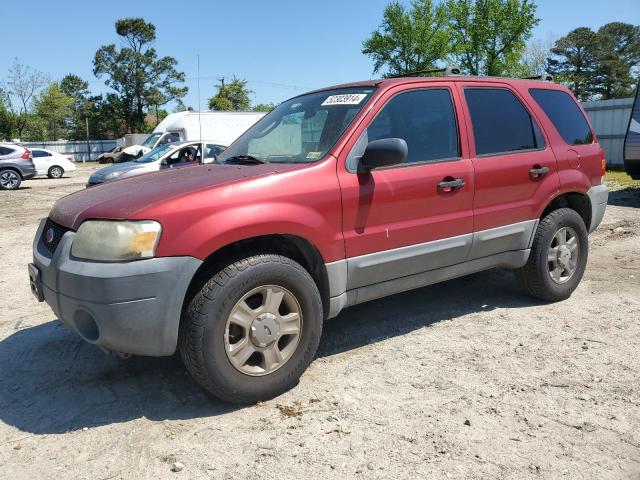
[338, 84, 474, 290]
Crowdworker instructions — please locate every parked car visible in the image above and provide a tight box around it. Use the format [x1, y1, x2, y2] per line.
[97, 145, 126, 164]
[120, 111, 265, 161]
[0, 143, 36, 190]
[624, 78, 640, 179]
[30, 73, 608, 404]
[31, 148, 77, 178]
[87, 141, 226, 186]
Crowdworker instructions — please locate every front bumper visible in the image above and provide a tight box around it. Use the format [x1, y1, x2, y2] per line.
[587, 184, 609, 233]
[31, 219, 202, 356]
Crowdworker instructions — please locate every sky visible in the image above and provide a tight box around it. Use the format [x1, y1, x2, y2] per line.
[2, 0, 639, 108]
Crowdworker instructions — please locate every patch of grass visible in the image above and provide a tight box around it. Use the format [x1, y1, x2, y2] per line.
[605, 169, 640, 191]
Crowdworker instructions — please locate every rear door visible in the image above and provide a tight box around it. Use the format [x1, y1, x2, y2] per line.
[338, 83, 475, 289]
[456, 82, 560, 259]
[32, 149, 51, 174]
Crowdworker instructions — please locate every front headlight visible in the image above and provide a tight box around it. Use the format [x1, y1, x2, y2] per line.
[104, 170, 125, 180]
[72, 220, 162, 262]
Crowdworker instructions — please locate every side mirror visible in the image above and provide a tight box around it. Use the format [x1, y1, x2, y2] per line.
[359, 138, 407, 171]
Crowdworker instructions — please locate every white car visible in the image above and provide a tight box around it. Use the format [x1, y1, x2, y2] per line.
[31, 149, 77, 178]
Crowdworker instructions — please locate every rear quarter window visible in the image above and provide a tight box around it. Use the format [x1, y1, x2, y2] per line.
[529, 89, 593, 145]
[0, 146, 15, 156]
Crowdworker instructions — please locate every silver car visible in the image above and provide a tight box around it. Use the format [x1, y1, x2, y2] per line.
[87, 141, 226, 186]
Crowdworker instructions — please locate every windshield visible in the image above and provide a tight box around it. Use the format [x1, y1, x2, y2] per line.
[217, 87, 375, 164]
[141, 133, 162, 148]
[134, 144, 175, 163]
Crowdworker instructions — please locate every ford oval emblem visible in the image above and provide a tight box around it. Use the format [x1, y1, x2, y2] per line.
[45, 228, 55, 244]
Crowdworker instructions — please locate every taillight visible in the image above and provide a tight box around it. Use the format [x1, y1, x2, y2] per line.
[21, 148, 31, 159]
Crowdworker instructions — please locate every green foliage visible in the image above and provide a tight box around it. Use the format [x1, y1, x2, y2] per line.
[548, 23, 640, 100]
[208, 77, 252, 111]
[362, 0, 453, 76]
[447, 0, 539, 76]
[93, 18, 188, 132]
[33, 83, 74, 140]
[2, 59, 49, 139]
[253, 102, 277, 112]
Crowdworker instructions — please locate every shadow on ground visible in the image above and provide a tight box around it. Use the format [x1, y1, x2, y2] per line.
[0, 268, 540, 435]
[608, 187, 640, 208]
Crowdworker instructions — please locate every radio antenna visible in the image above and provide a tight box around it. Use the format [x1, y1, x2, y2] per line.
[197, 54, 202, 141]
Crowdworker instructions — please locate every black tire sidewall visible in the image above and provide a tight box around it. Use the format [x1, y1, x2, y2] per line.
[193, 258, 322, 401]
[534, 209, 589, 299]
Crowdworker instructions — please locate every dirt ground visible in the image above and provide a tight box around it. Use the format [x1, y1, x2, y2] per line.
[0, 164, 639, 480]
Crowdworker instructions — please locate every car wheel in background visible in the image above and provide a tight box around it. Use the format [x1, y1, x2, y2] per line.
[179, 254, 323, 404]
[48, 166, 64, 179]
[0, 169, 21, 190]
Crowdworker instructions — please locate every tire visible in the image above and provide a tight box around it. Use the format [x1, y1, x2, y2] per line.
[179, 254, 323, 404]
[48, 166, 64, 179]
[0, 169, 21, 190]
[516, 208, 589, 302]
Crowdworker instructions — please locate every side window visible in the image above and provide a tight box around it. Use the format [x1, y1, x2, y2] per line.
[32, 150, 50, 158]
[529, 89, 593, 145]
[0, 146, 13, 155]
[206, 144, 225, 159]
[464, 88, 545, 156]
[365, 89, 460, 165]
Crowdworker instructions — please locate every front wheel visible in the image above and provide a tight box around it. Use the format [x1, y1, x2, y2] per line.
[179, 254, 323, 404]
[48, 166, 64, 179]
[0, 169, 21, 190]
[516, 208, 589, 302]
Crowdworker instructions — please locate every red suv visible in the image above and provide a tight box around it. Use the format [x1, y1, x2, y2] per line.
[29, 75, 608, 403]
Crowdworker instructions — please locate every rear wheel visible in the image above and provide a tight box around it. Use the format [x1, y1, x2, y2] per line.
[516, 208, 588, 301]
[48, 166, 64, 179]
[0, 170, 21, 190]
[179, 254, 323, 404]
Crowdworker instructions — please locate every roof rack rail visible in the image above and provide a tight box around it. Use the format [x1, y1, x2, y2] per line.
[390, 65, 463, 78]
[523, 72, 554, 82]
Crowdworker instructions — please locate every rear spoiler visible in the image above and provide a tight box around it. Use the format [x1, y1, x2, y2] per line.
[624, 78, 640, 179]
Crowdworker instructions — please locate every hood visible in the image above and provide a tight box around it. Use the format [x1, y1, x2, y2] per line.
[89, 161, 145, 182]
[50, 162, 306, 230]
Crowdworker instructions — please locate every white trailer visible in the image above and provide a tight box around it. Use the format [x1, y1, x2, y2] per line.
[121, 111, 266, 158]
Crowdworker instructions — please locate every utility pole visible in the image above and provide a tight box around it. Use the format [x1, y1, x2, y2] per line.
[217, 76, 225, 88]
[85, 115, 90, 164]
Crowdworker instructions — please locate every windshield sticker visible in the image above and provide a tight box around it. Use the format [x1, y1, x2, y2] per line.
[321, 93, 367, 106]
[306, 151, 322, 160]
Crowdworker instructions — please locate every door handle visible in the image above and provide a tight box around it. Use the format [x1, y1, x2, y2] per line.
[529, 165, 549, 178]
[437, 178, 465, 192]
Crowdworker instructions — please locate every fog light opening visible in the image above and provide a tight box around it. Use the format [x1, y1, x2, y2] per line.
[73, 310, 100, 342]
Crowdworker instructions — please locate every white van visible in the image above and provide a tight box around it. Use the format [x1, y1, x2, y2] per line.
[121, 111, 266, 159]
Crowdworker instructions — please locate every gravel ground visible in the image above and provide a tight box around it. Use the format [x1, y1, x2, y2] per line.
[0, 164, 639, 480]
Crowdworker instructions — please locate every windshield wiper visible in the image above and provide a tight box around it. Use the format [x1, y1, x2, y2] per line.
[224, 154, 267, 165]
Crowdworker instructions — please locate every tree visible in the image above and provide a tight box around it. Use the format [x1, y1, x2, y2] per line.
[362, 0, 452, 76]
[59, 74, 92, 140]
[2, 59, 49, 139]
[547, 28, 599, 100]
[33, 83, 74, 140]
[447, 0, 540, 76]
[208, 77, 252, 111]
[253, 103, 277, 112]
[592, 22, 640, 99]
[506, 37, 554, 78]
[93, 18, 188, 132]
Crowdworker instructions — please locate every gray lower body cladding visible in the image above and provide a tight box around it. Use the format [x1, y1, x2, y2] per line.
[32, 219, 202, 356]
[326, 220, 538, 318]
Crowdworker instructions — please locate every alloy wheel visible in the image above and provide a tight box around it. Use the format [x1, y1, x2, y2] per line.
[0, 171, 19, 189]
[224, 285, 302, 376]
[547, 226, 580, 284]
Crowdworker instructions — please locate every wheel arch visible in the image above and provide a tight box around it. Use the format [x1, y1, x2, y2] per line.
[539, 191, 591, 229]
[180, 234, 331, 325]
[0, 166, 23, 179]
